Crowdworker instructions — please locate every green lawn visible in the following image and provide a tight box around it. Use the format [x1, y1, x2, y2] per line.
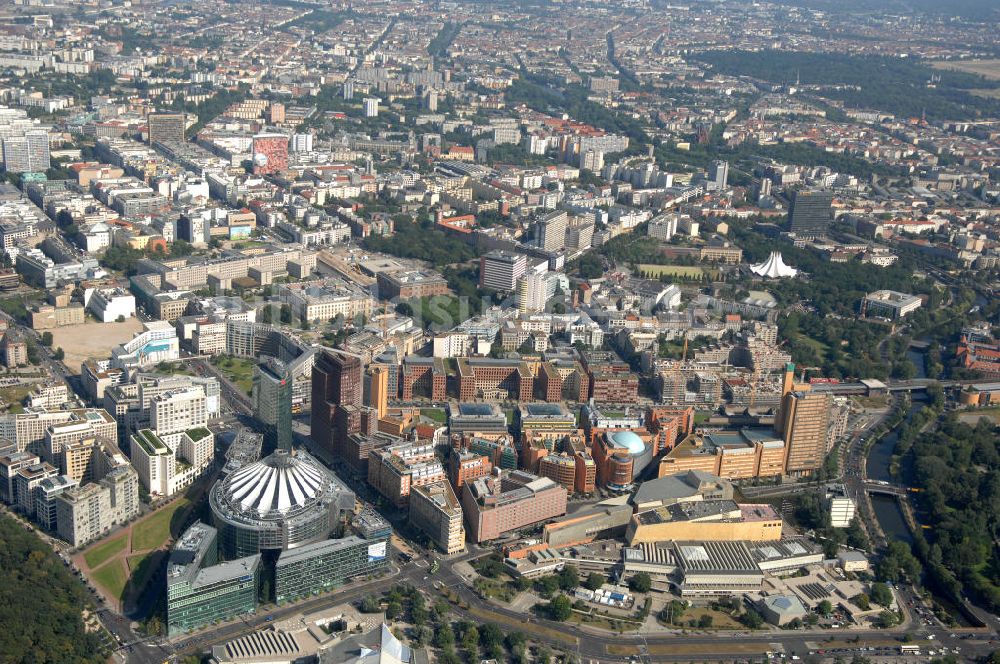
[212, 356, 255, 395]
[694, 410, 713, 425]
[637, 264, 720, 280]
[420, 408, 447, 424]
[125, 551, 163, 598]
[132, 498, 191, 551]
[91, 560, 129, 599]
[83, 534, 128, 569]
[0, 294, 42, 322]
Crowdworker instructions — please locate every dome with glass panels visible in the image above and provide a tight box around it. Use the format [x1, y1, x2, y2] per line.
[209, 449, 353, 558]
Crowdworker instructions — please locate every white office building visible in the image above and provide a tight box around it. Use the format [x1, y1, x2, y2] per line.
[150, 387, 209, 437]
[479, 250, 527, 292]
[86, 287, 136, 323]
[110, 321, 180, 371]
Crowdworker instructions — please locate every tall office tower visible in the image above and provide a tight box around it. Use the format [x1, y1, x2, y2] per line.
[424, 90, 438, 112]
[290, 132, 313, 153]
[251, 133, 289, 175]
[708, 160, 729, 191]
[479, 250, 527, 291]
[343, 79, 354, 100]
[788, 189, 834, 238]
[756, 177, 773, 201]
[147, 113, 186, 145]
[2, 129, 50, 173]
[268, 102, 285, 125]
[778, 390, 831, 476]
[253, 357, 293, 452]
[367, 365, 389, 420]
[311, 349, 363, 457]
[516, 273, 548, 314]
[535, 210, 568, 252]
[363, 98, 380, 118]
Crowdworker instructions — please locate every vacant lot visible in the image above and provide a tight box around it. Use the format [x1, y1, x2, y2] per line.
[929, 59, 1000, 81]
[50, 318, 144, 373]
[958, 407, 1000, 425]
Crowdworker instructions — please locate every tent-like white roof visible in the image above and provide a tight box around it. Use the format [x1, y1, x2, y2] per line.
[750, 251, 798, 278]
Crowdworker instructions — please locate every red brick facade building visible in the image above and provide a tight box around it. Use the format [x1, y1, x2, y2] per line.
[647, 406, 695, 454]
[457, 358, 533, 402]
[401, 357, 447, 401]
[536, 362, 563, 402]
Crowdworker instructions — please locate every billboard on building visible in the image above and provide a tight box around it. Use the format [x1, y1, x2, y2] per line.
[367, 541, 387, 562]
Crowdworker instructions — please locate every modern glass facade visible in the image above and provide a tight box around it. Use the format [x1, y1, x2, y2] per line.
[167, 555, 260, 635]
[252, 357, 293, 452]
[274, 536, 389, 604]
[166, 522, 261, 636]
[209, 449, 354, 559]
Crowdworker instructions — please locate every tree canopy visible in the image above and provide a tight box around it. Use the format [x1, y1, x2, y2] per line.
[0, 514, 106, 663]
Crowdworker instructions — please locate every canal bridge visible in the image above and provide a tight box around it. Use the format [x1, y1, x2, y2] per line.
[862, 482, 908, 496]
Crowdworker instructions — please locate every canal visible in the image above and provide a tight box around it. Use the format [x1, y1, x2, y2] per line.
[865, 346, 928, 545]
[863, 366, 976, 626]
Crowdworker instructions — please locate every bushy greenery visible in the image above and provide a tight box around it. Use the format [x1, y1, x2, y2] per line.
[428, 22, 461, 57]
[507, 76, 650, 145]
[0, 513, 106, 663]
[909, 413, 1000, 611]
[362, 216, 478, 269]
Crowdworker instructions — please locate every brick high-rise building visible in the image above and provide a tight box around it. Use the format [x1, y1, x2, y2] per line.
[646, 406, 695, 454]
[401, 357, 447, 401]
[448, 450, 491, 489]
[778, 390, 831, 476]
[536, 362, 563, 402]
[456, 358, 533, 402]
[538, 449, 595, 495]
[311, 349, 363, 457]
[367, 365, 389, 419]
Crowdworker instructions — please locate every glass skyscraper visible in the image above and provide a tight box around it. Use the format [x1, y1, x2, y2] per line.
[252, 356, 293, 452]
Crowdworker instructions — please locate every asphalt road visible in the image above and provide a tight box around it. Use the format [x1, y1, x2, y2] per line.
[151, 541, 1000, 664]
